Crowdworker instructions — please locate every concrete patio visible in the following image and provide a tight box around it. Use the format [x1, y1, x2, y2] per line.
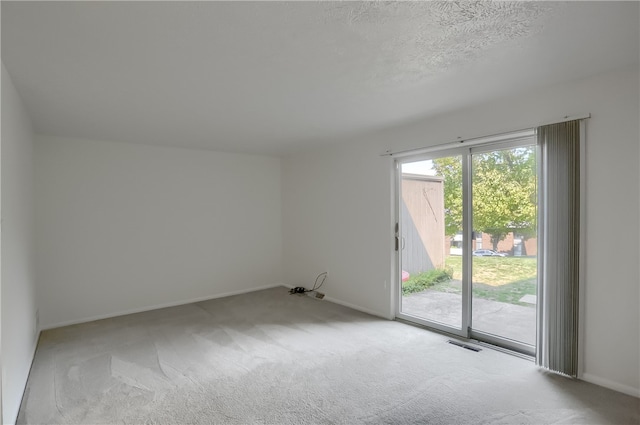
[402, 287, 536, 346]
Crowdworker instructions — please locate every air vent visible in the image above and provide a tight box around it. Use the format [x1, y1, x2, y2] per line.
[448, 340, 482, 352]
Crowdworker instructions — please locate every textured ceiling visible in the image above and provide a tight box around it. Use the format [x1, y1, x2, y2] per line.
[2, 1, 638, 155]
[322, 1, 553, 84]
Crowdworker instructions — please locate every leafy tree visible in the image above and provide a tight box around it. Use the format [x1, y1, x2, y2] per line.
[430, 156, 463, 237]
[432, 147, 537, 251]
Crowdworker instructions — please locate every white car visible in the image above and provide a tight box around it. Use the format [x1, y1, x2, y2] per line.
[473, 249, 506, 257]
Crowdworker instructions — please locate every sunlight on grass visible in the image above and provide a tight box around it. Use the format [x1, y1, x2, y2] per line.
[403, 256, 538, 306]
[427, 277, 537, 306]
[445, 256, 537, 287]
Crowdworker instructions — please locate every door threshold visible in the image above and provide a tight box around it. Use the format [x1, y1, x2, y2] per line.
[472, 339, 535, 361]
[394, 317, 535, 362]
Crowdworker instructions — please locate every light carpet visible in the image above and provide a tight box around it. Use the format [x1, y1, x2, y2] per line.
[18, 287, 639, 424]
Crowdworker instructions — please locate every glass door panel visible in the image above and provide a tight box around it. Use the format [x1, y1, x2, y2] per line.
[396, 136, 538, 355]
[470, 145, 538, 347]
[399, 155, 464, 331]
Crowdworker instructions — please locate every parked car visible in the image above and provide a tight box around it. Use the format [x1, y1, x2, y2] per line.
[472, 249, 506, 257]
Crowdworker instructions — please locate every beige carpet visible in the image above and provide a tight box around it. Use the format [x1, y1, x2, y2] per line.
[18, 287, 639, 424]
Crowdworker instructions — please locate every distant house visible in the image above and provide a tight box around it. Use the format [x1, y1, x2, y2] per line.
[450, 231, 537, 256]
[476, 232, 537, 256]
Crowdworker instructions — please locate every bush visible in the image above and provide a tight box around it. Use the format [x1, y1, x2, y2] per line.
[402, 268, 453, 295]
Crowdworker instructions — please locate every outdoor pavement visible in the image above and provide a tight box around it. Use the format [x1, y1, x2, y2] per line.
[402, 286, 536, 346]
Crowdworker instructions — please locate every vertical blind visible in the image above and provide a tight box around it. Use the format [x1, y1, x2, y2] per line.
[536, 120, 581, 376]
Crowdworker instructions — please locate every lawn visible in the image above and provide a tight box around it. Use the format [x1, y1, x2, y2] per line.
[402, 256, 538, 306]
[427, 277, 537, 306]
[445, 255, 537, 287]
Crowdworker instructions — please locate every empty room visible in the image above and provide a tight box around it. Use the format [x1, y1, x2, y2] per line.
[2, 1, 639, 424]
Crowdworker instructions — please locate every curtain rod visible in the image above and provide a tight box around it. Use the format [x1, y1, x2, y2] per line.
[380, 113, 591, 157]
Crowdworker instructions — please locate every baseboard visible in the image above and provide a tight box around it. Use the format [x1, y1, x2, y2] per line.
[581, 373, 640, 398]
[12, 330, 41, 425]
[41, 283, 284, 330]
[323, 295, 392, 320]
[280, 283, 392, 320]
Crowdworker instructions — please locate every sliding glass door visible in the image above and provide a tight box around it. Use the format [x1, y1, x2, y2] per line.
[397, 137, 538, 354]
[469, 143, 537, 349]
[397, 153, 467, 336]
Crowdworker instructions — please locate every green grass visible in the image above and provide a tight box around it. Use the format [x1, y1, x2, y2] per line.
[404, 256, 538, 306]
[472, 278, 537, 305]
[402, 268, 453, 295]
[425, 278, 536, 306]
[445, 255, 537, 286]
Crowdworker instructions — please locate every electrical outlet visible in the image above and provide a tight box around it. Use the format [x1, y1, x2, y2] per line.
[314, 292, 325, 300]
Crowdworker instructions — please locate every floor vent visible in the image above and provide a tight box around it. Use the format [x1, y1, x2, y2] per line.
[448, 340, 482, 352]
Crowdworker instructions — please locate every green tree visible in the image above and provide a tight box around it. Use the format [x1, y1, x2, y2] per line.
[432, 147, 537, 251]
[431, 156, 463, 237]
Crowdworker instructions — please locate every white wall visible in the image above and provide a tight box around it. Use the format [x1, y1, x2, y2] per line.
[282, 65, 640, 396]
[36, 136, 282, 328]
[1, 64, 38, 424]
[282, 142, 394, 317]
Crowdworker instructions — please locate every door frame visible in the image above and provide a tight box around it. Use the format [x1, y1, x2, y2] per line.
[394, 146, 470, 338]
[394, 137, 538, 356]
